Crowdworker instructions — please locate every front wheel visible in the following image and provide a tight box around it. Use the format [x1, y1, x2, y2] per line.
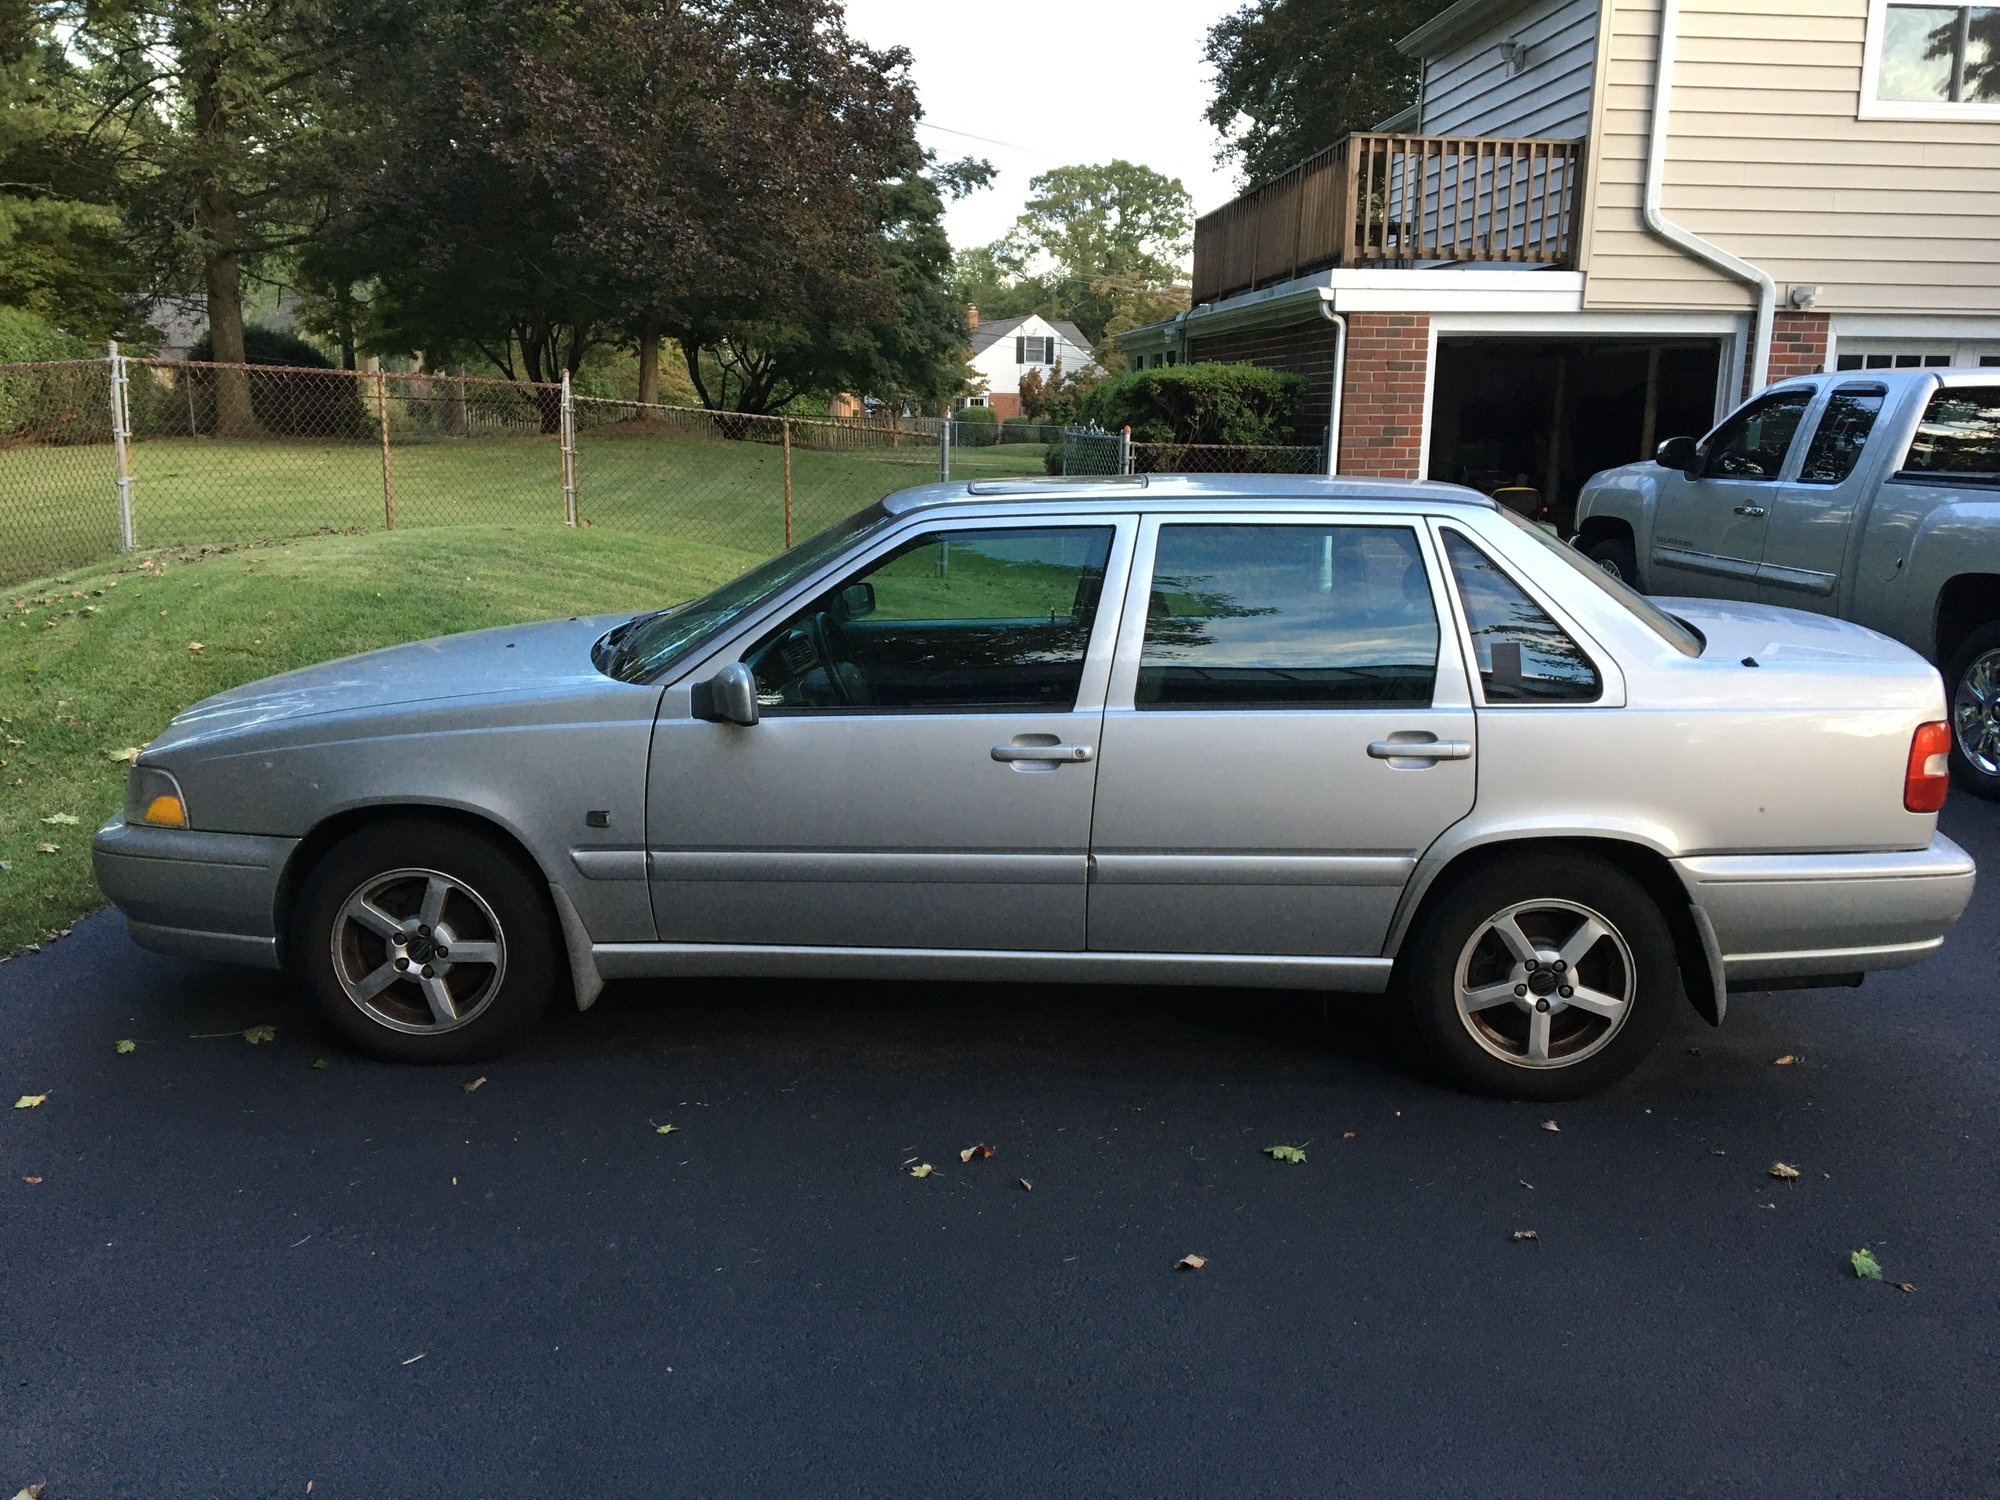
[1944, 622, 2000, 801]
[1585, 535, 1640, 588]
[292, 818, 562, 1062]
[1397, 855, 1680, 1100]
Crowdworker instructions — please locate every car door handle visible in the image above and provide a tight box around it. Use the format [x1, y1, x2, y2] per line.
[992, 743, 1094, 763]
[1368, 738, 1472, 762]
[1733, 505, 1767, 518]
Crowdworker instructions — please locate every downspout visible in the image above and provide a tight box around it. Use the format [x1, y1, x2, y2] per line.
[1644, 0, 1775, 393]
[1319, 304, 1346, 475]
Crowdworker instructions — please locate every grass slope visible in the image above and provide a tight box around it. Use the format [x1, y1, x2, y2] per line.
[0, 527, 755, 953]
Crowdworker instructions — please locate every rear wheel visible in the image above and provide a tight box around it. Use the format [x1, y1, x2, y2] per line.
[292, 818, 561, 1062]
[1944, 621, 2000, 801]
[1585, 535, 1640, 588]
[1397, 854, 1680, 1099]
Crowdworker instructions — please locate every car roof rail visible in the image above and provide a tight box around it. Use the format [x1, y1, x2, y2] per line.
[964, 475, 1150, 496]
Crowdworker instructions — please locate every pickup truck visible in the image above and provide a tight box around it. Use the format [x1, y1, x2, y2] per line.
[1572, 368, 2000, 798]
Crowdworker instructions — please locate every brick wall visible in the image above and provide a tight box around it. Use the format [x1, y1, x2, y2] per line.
[1765, 310, 1830, 386]
[983, 392, 1022, 420]
[1189, 312, 1431, 478]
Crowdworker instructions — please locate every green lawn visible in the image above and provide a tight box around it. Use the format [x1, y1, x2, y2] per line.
[0, 526, 758, 954]
[0, 423, 1053, 587]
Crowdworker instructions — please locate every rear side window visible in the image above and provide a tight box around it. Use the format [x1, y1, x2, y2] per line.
[1902, 387, 2000, 477]
[1442, 532, 1600, 703]
[1137, 523, 1439, 709]
[1797, 387, 1885, 484]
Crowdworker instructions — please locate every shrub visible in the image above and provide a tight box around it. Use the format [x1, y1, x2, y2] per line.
[187, 323, 369, 438]
[0, 307, 95, 364]
[953, 403, 999, 446]
[1000, 415, 1045, 444]
[0, 309, 102, 442]
[1079, 362, 1307, 446]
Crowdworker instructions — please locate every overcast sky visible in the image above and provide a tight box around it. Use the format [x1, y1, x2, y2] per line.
[841, 0, 1246, 259]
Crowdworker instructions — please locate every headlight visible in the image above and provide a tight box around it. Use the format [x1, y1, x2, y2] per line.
[124, 766, 189, 828]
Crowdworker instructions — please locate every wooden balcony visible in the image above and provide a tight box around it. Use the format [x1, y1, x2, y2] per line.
[1191, 132, 1584, 305]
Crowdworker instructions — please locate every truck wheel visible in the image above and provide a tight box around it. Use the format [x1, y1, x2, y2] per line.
[1945, 621, 2000, 801]
[1397, 854, 1680, 1100]
[1586, 536, 1640, 587]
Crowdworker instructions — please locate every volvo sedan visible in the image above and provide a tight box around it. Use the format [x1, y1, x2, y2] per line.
[94, 476, 1976, 1099]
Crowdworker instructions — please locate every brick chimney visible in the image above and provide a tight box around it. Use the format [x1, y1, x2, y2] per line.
[967, 303, 979, 333]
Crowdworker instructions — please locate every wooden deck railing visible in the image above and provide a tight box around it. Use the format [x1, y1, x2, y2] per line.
[1191, 131, 1583, 304]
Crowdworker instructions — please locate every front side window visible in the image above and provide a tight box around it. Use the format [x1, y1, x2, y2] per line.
[1443, 531, 1601, 703]
[1901, 386, 2000, 476]
[1798, 387, 1887, 484]
[744, 525, 1114, 713]
[1136, 524, 1440, 709]
[1701, 389, 1814, 481]
[1878, 4, 1999, 102]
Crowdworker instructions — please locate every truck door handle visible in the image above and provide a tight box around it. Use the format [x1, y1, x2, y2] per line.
[1733, 505, 1767, 518]
[1368, 738, 1472, 762]
[992, 743, 1093, 763]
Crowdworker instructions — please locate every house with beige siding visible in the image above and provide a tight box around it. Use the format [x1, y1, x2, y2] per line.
[1118, 0, 2000, 523]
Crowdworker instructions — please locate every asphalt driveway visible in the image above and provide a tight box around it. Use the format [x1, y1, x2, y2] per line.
[3, 802, 1996, 1498]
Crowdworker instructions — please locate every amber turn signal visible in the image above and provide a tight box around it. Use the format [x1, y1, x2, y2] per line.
[142, 794, 187, 827]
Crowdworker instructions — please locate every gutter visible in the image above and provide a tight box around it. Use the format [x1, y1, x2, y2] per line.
[1644, 0, 1775, 392]
[1153, 283, 1349, 471]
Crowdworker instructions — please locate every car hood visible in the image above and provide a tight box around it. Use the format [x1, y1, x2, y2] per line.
[1658, 597, 1930, 670]
[148, 614, 628, 753]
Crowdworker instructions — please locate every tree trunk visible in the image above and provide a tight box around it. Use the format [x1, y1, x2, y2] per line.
[188, 17, 258, 438]
[637, 322, 660, 407]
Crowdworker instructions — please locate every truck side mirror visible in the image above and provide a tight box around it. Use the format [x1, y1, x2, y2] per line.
[694, 662, 760, 726]
[1655, 435, 1699, 473]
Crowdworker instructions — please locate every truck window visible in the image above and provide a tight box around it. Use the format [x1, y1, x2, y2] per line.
[1797, 387, 1885, 485]
[1902, 388, 2000, 478]
[1701, 389, 1813, 481]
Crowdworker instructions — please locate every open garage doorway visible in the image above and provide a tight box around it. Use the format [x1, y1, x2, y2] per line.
[1426, 337, 1723, 534]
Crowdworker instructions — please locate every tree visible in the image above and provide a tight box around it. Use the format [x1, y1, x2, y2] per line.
[999, 161, 1191, 351]
[1204, 0, 1432, 186]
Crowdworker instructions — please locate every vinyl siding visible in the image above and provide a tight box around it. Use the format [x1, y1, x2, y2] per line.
[1581, 0, 2000, 312]
[1419, 0, 1600, 138]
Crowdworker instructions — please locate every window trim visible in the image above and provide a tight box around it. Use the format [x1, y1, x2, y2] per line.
[1104, 513, 1474, 716]
[1433, 522, 1607, 710]
[1858, 0, 2000, 121]
[1794, 382, 1889, 487]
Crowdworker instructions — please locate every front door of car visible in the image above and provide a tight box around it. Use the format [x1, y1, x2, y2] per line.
[1648, 387, 1815, 601]
[1756, 383, 1886, 611]
[1085, 516, 1475, 959]
[645, 518, 1133, 951]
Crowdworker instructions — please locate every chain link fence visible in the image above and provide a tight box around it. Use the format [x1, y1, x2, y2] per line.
[1, 352, 1333, 589]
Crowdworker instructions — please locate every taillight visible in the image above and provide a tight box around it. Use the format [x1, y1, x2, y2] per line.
[1904, 721, 1951, 812]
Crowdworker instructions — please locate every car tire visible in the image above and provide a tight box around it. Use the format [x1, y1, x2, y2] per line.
[1943, 621, 2000, 801]
[1397, 854, 1680, 1100]
[291, 817, 562, 1063]
[1585, 536, 1640, 588]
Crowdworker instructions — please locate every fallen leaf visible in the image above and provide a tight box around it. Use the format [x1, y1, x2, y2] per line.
[1895, 1282, 1916, 1294]
[186, 641, 205, 653]
[104, 746, 142, 764]
[960, 1142, 995, 1163]
[1264, 1144, 1307, 1164]
[40, 812, 78, 825]
[1174, 1253, 1207, 1271]
[1512, 1229, 1539, 1242]
[909, 1162, 936, 1178]
[1851, 1247, 1883, 1280]
[243, 1024, 277, 1044]
[1707, 1146, 1728, 1156]
[14, 1094, 46, 1108]
[33, 843, 57, 855]
[1774, 1054, 1797, 1066]
[22, 1176, 42, 1185]
[1769, 1161, 1801, 1181]
[1341, 1131, 1356, 1139]
[463, 1076, 486, 1093]
[654, 1123, 676, 1135]
[311, 1058, 329, 1070]
[115, 1039, 136, 1054]
[12, 1482, 45, 1499]
[1541, 1119, 1560, 1132]
[401, 1352, 426, 1366]
[1018, 1177, 1032, 1192]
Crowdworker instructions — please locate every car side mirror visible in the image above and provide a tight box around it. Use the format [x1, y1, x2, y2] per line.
[831, 581, 875, 621]
[695, 662, 759, 726]
[1655, 435, 1699, 473]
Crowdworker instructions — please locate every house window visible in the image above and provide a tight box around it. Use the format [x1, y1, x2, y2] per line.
[1862, 2, 2000, 117]
[1837, 351, 1954, 369]
[1015, 335, 1052, 365]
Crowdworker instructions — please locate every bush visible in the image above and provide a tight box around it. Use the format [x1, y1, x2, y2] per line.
[953, 403, 999, 446]
[0, 307, 95, 364]
[187, 323, 369, 438]
[1079, 362, 1307, 446]
[1000, 416, 1044, 445]
[0, 309, 102, 442]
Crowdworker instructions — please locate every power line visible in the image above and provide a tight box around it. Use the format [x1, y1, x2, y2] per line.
[915, 119, 1054, 155]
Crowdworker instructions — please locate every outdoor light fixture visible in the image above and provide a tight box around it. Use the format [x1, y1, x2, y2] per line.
[1500, 38, 1530, 74]
[1789, 284, 1821, 309]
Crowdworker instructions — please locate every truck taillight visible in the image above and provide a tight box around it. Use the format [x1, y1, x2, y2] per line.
[1904, 722, 1951, 813]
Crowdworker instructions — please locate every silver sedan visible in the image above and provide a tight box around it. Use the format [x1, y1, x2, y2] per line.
[94, 477, 1976, 1098]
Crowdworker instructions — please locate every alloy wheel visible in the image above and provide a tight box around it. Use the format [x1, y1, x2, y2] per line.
[1952, 647, 2000, 777]
[330, 867, 508, 1035]
[1454, 898, 1636, 1068]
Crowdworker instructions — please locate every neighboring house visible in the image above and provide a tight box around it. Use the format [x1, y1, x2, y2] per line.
[962, 307, 1093, 418]
[143, 291, 305, 361]
[1117, 0, 2000, 516]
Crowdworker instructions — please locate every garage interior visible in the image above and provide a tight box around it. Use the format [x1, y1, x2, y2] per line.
[1425, 338, 1724, 533]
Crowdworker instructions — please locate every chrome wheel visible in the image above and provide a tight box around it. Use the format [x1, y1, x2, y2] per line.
[1454, 898, 1635, 1069]
[1952, 647, 2000, 777]
[330, 867, 507, 1035]
[1595, 557, 1624, 580]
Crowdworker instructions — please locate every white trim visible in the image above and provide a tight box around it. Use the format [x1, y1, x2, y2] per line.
[1858, 0, 2000, 123]
[1428, 309, 1741, 336]
[1418, 320, 1441, 479]
[1832, 313, 2000, 342]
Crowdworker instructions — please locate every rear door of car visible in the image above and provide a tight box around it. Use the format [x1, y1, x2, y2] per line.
[1084, 511, 1475, 959]
[1756, 382, 1888, 609]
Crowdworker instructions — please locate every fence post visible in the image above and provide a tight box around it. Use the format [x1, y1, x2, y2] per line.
[1119, 424, 1133, 476]
[107, 341, 135, 551]
[560, 370, 578, 526]
[938, 417, 951, 482]
[781, 418, 793, 548]
[376, 369, 395, 530]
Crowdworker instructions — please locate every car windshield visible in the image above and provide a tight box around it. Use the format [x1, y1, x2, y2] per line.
[1504, 510, 1705, 657]
[598, 504, 892, 682]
